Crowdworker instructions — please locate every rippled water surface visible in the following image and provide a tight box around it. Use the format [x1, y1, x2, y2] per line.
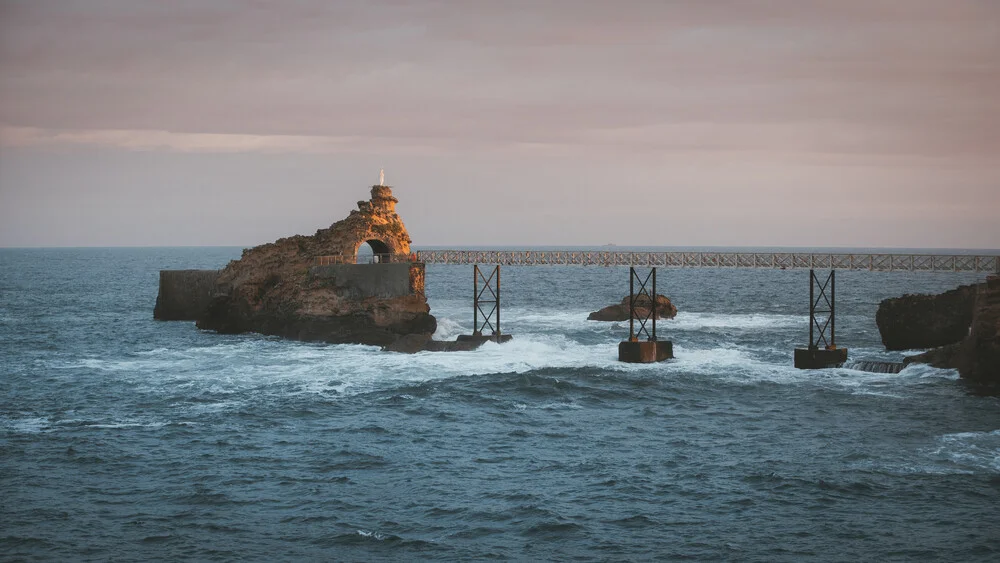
[2, 247, 998, 561]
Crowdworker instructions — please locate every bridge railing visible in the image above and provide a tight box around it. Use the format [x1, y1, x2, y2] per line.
[412, 250, 1000, 273]
[315, 253, 417, 265]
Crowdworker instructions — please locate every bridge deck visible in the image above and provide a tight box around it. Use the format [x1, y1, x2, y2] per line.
[413, 250, 1000, 273]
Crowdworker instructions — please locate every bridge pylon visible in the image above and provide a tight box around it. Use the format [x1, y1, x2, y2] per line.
[794, 269, 848, 369]
[456, 264, 513, 345]
[618, 267, 673, 363]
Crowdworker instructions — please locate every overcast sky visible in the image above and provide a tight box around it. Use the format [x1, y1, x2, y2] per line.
[1, 0, 998, 248]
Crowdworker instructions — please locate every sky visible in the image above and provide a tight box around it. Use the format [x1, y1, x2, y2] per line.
[1, 0, 998, 249]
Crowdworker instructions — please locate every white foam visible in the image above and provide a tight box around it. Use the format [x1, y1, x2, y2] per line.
[40, 311, 969, 403]
[927, 429, 1000, 473]
[356, 529, 387, 541]
[670, 312, 804, 332]
[2, 416, 51, 433]
[1, 416, 174, 434]
[432, 317, 469, 341]
[896, 363, 961, 380]
[85, 421, 167, 430]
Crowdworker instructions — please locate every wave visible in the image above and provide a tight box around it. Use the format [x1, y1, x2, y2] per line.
[843, 359, 904, 374]
[929, 429, 1000, 473]
[32, 310, 966, 404]
[0, 415, 174, 434]
[670, 312, 804, 332]
[431, 308, 805, 335]
[432, 317, 468, 341]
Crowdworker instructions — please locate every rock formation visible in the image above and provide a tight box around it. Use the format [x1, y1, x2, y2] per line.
[896, 276, 1000, 389]
[154, 270, 220, 321]
[875, 283, 979, 350]
[195, 185, 436, 346]
[952, 276, 1000, 386]
[588, 294, 677, 322]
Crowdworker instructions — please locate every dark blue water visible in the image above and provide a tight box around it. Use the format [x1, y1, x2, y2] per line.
[2, 247, 998, 561]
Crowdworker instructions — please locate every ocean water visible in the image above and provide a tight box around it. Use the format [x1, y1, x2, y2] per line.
[1, 247, 998, 562]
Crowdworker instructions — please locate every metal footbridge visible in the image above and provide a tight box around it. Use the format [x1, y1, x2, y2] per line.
[414, 250, 1000, 273]
[323, 249, 998, 368]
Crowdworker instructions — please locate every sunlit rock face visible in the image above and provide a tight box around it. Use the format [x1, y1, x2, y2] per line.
[331, 184, 412, 260]
[196, 185, 434, 346]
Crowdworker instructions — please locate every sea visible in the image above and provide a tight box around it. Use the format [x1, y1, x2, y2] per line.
[1, 246, 998, 562]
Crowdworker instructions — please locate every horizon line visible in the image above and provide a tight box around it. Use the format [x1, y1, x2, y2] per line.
[3, 244, 1000, 253]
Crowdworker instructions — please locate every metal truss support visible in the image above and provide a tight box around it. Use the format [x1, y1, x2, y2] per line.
[795, 269, 847, 369]
[454, 264, 513, 346]
[809, 269, 835, 350]
[620, 267, 672, 363]
[472, 264, 501, 337]
[628, 267, 657, 342]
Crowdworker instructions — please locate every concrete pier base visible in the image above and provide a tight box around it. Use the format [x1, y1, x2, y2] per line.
[618, 340, 673, 363]
[794, 347, 848, 369]
[456, 333, 513, 345]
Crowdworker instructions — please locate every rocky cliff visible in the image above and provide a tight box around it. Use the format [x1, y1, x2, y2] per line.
[897, 276, 1000, 388]
[195, 185, 436, 346]
[875, 284, 979, 350]
[953, 276, 1000, 385]
[154, 270, 220, 321]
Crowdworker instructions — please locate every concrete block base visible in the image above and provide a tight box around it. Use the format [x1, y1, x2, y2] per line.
[456, 333, 514, 345]
[618, 340, 673, 363]
[794, 347, 848, 369]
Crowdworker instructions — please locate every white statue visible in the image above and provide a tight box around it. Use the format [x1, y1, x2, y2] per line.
[379, 168, 385, 186]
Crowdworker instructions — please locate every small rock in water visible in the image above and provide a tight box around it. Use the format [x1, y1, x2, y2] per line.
[588, 294, 677, 322]
[847, 360, 905, 374]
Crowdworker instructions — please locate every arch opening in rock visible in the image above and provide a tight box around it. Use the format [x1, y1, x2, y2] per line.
[357, 239, 392, 263]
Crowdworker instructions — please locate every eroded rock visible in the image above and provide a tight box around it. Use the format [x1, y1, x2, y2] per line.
[875, 284, 979, 350]
[588, 294, 677, 322]
[897, 276, 1000, 389]
[195, 184, 436, 346]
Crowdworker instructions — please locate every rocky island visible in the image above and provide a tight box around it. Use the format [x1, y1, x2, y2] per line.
[156, 180, 439, 349]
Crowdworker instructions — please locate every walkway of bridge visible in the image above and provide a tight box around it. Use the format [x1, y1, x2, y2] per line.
[413, 250, 1000, 273]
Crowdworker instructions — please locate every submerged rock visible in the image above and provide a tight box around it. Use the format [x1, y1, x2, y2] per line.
[195, 184, 437, 346]
[382, 334, 490, 354]
[845, 359, 905, 374]
[903, 342, 962, 370]
[875, 284, 979, 350]
[588, 294, 677, 322]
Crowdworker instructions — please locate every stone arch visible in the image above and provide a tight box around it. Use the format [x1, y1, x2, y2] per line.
[321, 185, 412, 263]
[355, 238, 393, 263]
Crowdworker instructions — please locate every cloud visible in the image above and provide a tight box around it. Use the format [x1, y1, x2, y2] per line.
[1, 0, 998, 158]
[0, 124, 454, 154]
